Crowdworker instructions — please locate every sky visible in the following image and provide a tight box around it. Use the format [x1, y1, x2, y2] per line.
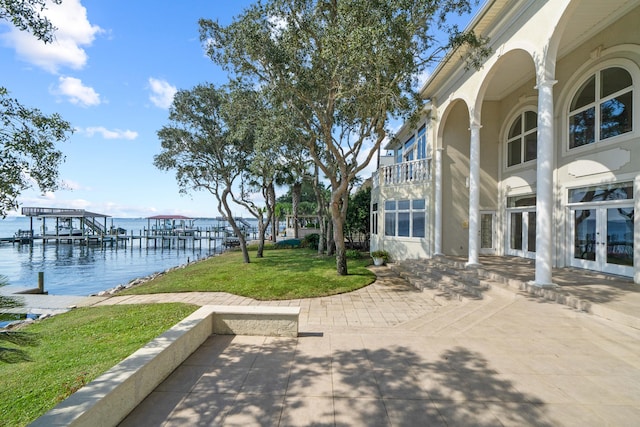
[1, 0, 480, 218]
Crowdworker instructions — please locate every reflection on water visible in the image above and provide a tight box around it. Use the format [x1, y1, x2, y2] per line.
[0, 242, 219, 296]
[0, 216, 257, 296]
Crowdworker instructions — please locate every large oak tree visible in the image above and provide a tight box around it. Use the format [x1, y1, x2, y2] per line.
[155, 83, 258, 263]
[201, 0, 488, 275]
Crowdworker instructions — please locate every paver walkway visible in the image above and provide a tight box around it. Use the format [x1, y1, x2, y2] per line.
[105, 266, 640, 426]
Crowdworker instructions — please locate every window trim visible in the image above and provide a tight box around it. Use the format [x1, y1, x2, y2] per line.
[417, 125, 427, 160]
[382, 198, 426, 238]
[562, 57, 638, 157]
[388, 121, 431, 165]
[503, 106, 538, 171]
[568, 66, 633, 150]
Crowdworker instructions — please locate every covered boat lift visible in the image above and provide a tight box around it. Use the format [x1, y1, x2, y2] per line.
[21, 207, 111, 244]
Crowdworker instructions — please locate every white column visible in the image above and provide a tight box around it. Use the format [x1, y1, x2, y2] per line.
[533, 78, 557, 286]
[467, 122, 481, 267]
[434, 147, 443, 255]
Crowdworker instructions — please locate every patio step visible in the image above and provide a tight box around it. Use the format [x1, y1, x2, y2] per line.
[397, 277, 519, 335]
[390, 258, 501, 301]
[392, 256, 640, 331]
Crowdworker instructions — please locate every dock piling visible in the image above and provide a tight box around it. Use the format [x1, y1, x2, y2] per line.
[38, 272, 44, 293]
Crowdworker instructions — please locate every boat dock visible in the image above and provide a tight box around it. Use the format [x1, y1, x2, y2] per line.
[0, 208, 257, 249]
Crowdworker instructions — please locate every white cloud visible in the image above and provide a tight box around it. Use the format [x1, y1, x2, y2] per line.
[53, 76, 101, 106]
[0, 0, 103, 73]
[148, 77, 177, 109]
[83, 126, 138, 140]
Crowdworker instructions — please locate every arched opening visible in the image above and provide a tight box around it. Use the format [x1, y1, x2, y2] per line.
[439, 100, 471, 256]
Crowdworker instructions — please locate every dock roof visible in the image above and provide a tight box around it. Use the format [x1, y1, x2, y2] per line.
[21, 207, 110, 218]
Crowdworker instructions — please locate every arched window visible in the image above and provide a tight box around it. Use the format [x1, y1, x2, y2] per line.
[569, 67, 633, 149]
[506, 110, 537, 167]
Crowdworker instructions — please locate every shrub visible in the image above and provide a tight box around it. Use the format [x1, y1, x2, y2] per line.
[371, 250, 390, 262]
[346, 249, 362, 259]
[301, 233, 320, 250]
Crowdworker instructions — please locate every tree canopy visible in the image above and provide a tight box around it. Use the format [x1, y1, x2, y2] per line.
[155, 83, 260, 263]
[0, 0, 61, 43]
[201, 0, 488, 275]
[0, 0, 72, 218]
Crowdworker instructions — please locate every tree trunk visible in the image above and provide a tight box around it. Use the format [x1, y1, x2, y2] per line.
[324, 217, 333, 256]
[256, 183, 275, 258]
[317, 216, 326, 255]
[221, 194, 250, 263]
[332, 213, 347, 275]
[330, 184, 349, 275]
[312, 166, 326, 255]
[256, 218, 266, 258]
[292, 181, 301, 239]
[268, 184, 277, 243]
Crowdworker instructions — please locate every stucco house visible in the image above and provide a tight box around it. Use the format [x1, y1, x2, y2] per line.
[370, 0, 640, 285]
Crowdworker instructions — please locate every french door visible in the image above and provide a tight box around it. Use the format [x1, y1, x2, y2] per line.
[571, 205, 634, 276]
[506, 209, 536, 259]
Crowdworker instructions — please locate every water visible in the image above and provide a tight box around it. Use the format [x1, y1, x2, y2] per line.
[0, 217, 255, 296]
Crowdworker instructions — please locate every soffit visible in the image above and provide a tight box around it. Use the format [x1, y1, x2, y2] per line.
[422, 0, 638, 102]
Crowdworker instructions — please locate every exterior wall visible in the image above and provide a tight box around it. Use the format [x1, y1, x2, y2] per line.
[440, 102, 470, 256]
[552, 9, 640, 271]
[479, 101, 501, 209]
[373, 182, 432, 260]
[371, 0, 639, 282]
[371, 117, 433, 261]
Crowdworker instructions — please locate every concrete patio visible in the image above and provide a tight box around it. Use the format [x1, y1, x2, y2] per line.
[91, 258, 640, 426]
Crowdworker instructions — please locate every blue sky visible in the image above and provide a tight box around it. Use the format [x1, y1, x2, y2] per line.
[1, 0, 479, 218]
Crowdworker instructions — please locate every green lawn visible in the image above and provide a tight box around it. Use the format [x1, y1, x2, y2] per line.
[119, 248, 376, 299]
[0, 303, 197, 427]
[0, 248, 377, 426]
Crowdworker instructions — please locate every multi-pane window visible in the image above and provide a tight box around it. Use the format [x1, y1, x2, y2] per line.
[568, 182, 633, 203]
[569, 67, 633, 149]
[383, 199, 425, 238]
[507, 111, 537, 167]
[403, 136, 415, 162]
[417, 125, 427, 159]
[397, 200, 410, 236]
[371, 203, 378, 235]
[384, 201, 396, 237]
[412, 199, 426, 237]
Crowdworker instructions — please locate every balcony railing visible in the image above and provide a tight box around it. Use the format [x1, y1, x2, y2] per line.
[372, 158, 431, 188]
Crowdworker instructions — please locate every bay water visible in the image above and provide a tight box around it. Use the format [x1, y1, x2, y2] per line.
[0, 216, 249, 296]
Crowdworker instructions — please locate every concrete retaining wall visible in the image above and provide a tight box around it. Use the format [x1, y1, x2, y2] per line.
[29, 305, 300, 427]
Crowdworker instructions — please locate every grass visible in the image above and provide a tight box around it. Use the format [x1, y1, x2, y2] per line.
[0, 247, 376, 425]
[0, 303, 197, 427]
[119, 248, 377, 299]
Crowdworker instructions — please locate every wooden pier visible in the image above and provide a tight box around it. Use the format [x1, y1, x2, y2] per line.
[0, 208, 257, 250]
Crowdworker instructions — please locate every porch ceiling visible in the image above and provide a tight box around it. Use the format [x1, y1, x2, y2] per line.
[482, 0, 637, 102]
[558, 0, 638, 58]
[425, 0, 638, 102]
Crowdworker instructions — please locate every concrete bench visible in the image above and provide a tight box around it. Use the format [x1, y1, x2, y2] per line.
[29, 305, 300, 427]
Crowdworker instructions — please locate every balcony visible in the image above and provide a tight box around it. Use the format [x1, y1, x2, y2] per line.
[372, 158, 431, 188]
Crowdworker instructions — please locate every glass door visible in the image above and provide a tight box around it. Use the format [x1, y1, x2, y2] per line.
[507, 209, 536, 259]
[480, 211, 495, 254]
[571, 206, 634, 276]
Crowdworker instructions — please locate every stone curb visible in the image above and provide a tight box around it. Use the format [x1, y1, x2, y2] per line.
[29, 305, 300, 427]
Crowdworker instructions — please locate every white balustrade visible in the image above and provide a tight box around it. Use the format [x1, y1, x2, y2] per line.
[374, 158, 431, 187]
